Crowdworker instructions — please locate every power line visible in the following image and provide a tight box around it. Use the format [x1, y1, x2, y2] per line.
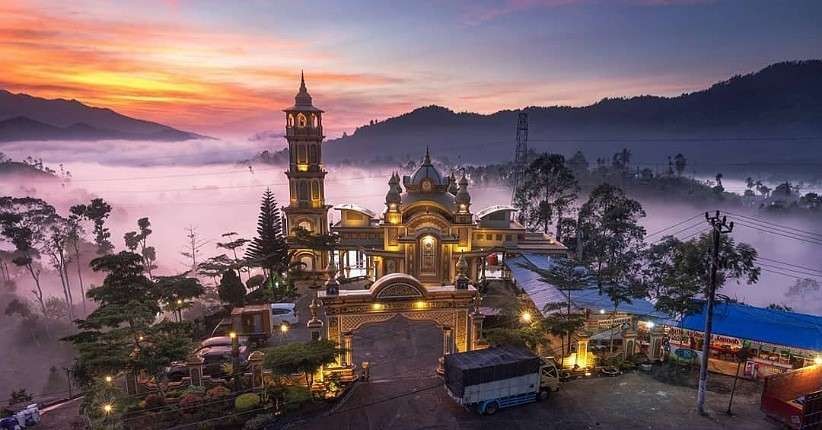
[756, 262, 822, 279]
[760, 267, 822, 281]
[756, 256, 822, 276]
[732, 221, 822, 247]
[725, 212, 822, 239]
[646, 214, 703, 238]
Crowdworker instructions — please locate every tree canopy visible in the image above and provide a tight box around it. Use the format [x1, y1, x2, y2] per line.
[245, 189, 289, 277]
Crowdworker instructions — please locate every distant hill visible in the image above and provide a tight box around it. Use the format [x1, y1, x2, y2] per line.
[0, 90, 207, 142]
[323, 61, 822, 165]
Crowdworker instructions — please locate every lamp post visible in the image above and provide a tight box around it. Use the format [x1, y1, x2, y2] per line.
[229, 331, 240, 391]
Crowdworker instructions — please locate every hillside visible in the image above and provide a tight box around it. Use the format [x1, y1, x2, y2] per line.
[0, 90, 207, 142]
[323, 61, 822, 165]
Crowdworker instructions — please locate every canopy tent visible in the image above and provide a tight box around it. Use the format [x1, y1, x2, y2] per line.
[506, 253, 669, 319]
[680, 301, 822, 352]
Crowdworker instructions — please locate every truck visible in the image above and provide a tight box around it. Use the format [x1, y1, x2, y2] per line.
[443, 345, 560, 415]
[761, 364, 822, 429]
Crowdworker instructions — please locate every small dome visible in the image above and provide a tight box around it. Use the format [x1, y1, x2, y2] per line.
[409, 147, 444, 187]
[386, 172, 402, 205]
[456, 173, 471, 205]
[447, 173, 458, 194]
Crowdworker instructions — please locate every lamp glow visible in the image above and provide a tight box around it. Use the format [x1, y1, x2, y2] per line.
[520, 311, 533, 323]
[103, 403, 112, 414]
[371, 303, 384, 311]
[280, 323, 289, 333]
[599, 309, 606, 315]
[229, 331, 237, 339]
[104, 375, 112, 383]
[815, 356, 822, 365]
[176, 299, 183, 305]
[646, 321, 655, 329]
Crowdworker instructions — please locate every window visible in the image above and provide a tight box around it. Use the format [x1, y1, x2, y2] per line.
[298, 182, 309, 202]
[505, 234, 512, 241]
[297, 145, 307, 164]
[297, 113, 307, 128]
[298, 220, 313, 232]
[309, 144, 318, 164]
[311, 181, 320, 200]
[496, 234, 502, 241]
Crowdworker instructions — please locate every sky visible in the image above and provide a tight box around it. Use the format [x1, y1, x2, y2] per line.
[1, 0, 821, 139]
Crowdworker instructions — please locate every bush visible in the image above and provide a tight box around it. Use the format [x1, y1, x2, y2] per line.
[178, 393, 203, 413]
[234, 393, 261, 411]
[243, 413, 276, 430]
[206, 385, 231, 399]
[144, 393, 165, 409]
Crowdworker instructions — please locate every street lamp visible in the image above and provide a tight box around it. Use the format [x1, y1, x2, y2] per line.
[104, 375, 112, 384]
[102, 403, 112, 414]
[520, 310, 532, 324]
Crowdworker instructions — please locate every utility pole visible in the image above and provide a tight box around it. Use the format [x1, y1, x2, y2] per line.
[697, 210, 734, 415]
[511, 112, 529, 206]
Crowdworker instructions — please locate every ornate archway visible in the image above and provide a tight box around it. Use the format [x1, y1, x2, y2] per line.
[317, 273, 483, 373]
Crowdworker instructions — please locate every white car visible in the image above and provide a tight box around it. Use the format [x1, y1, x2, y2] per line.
[270, 303, 298, 327]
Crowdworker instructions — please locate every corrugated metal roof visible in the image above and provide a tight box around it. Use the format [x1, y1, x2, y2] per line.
[680, 301, 822, 352]
[507, 253, 667, 319]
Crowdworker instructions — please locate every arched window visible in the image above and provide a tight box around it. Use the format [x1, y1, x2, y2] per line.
[299, 254, 314, 271]
[298, 182, 309, 203]
[297, 113, 307, 128]
[287, 114, 294, 127]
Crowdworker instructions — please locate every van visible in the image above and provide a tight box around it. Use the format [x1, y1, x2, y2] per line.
[270, 303, 298, 326]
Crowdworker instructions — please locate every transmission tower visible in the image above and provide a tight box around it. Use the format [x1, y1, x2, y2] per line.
[511, 112, 529, 204]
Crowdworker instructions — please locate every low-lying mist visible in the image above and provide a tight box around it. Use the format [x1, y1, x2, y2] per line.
[1, 138, 821, 397]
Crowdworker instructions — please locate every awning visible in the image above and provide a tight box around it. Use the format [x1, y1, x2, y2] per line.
[680, 301, 822, 352]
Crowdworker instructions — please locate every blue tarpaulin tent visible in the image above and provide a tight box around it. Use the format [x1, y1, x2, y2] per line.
[506, 253, 668, 319]
[680, 301, 822, 352]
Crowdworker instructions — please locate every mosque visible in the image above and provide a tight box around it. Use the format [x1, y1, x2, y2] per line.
[281, 74, 567, 286]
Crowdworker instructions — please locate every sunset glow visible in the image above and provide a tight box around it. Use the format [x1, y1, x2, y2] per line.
[2, 0, 821, 138]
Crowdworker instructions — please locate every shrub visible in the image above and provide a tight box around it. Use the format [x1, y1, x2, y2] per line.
[243, 413, 275, 430]
[178, 393, 203, 413]
[144, 393, 165, 409]
[234, 393, 261, 411]
[206, 385, 230, 399]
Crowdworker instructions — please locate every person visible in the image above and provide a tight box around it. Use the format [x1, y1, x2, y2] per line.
[361, 361, 370, 382]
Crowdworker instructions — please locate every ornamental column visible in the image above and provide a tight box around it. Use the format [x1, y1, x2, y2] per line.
[469, 294, 485, 350]
[575, 330, 591, 369]
[342, 332, 353, 367]
[442, 326, 454, 355]
[623, 328, 637, 360]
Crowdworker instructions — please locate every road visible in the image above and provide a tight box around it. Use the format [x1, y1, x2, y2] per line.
[298, 313, 777, 430]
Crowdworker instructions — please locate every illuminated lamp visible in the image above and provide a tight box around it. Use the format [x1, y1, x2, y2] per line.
[520, 311, 533, 324]
[815, 356, 822, 365]
[371, 303, 384, 311]
[297, 164, 309, 172]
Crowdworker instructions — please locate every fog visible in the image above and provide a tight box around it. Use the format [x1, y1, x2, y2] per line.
[1, 139, 820, 314]
[1, 138, 821, 395]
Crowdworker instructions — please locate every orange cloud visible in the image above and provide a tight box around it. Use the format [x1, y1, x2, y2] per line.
[0, 3, 405, 137]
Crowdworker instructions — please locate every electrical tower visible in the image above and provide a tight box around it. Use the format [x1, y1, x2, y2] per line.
[511, 112, 529, 204]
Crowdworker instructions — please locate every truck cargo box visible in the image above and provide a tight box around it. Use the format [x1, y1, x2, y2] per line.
[444, 345, 541, 398]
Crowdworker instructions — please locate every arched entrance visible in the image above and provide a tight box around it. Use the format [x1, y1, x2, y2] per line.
[352, 315, 443, 380]
[317, 273, 484, 381]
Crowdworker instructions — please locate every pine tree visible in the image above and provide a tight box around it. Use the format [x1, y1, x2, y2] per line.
[245, 189, 288, 277]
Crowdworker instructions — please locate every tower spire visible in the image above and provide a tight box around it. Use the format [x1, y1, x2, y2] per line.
[424, 145, 431, 164]
[300, 69, 306, 90]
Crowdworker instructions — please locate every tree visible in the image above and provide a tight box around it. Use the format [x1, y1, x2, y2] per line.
[642, 234, 759, 319]
[64, 252, 160, 381]
[524, 257, 593, 355]
[42, 215, 76, 321]
[218, 269, 246, 309]
[514, 153, 578, 241]
[67, 207, 88, 313]
[263, 340, 342, 387]
[245, 189, 288, 278]
[0, 197, 56, 316]
[578, 183, 646, 291]
[83, 198, 114, 255]
[124, 217, 157, 279]
[197, 254, 236, 286]
[155, 273, 204, 322]
[540, 312, 585, 359]
[567, 150, 589, 175]
[611, 148, 632, 171]
[180, 226, 208, 270]
[673, 153, 687, 176]
[217, 232, 250, 279]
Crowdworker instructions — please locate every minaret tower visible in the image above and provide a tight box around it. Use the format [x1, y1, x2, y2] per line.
[283, 72, 330, 270]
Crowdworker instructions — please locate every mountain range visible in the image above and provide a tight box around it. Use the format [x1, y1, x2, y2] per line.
[0, 90, 206, 142]
[323, 60, 822, 166]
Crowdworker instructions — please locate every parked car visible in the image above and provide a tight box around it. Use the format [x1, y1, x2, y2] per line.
[0, 404, 40, 429]
[166, 336, 249, 381]
[270, 303, 298, 327]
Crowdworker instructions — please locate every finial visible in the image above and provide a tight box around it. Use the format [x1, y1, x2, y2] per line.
[424, 146, 431, 164]
[300, 70, 306, 88]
